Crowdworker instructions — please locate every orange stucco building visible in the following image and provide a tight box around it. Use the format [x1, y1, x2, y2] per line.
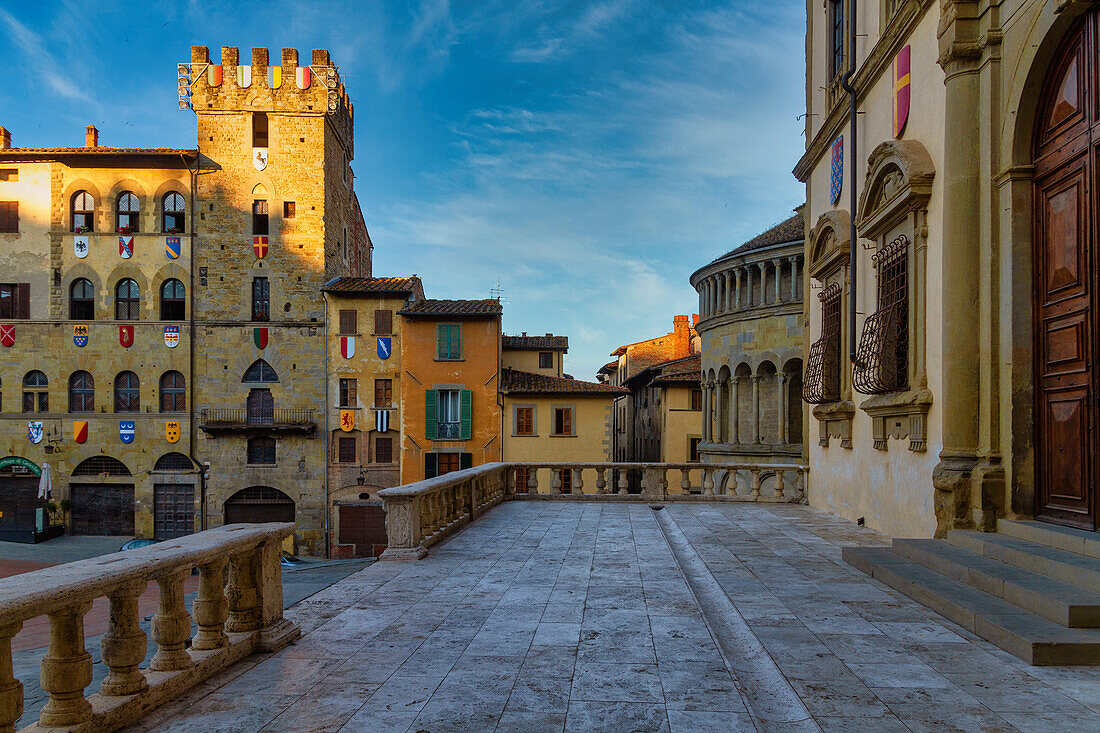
[397, 299, 503, 483]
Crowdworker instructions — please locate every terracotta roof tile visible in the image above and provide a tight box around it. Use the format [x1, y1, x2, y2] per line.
[502, 335, 569, 350]
[0, 147, 198, 159]
[323, 276, 423, 296]
[711, 207, 805, 263]
[626, 353, 701, 387]
[399, 298, 502, 317]
[500, 368, 626, 395]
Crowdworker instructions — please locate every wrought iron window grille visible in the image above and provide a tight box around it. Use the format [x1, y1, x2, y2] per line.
[853, 235, 909, 394]
[803, 283, 842, 404]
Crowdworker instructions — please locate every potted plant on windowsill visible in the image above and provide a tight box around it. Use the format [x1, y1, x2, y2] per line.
[73, 225, 92, 233]
[165, 227, 183, 234]
[116, 226, 134, 235]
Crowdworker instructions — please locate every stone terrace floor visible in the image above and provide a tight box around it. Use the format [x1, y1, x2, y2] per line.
[127, 503, 1100, 733]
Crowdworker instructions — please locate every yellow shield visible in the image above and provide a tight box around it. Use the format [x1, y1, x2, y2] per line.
[339, 410, 355, 432]
[165, 420, 181, 443]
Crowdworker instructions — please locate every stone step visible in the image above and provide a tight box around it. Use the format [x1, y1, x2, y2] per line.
[949, 530, 1100, 595]
[998, 519, 1100, 561]
[843, 546, 1100, 665]
[893, 539, 1100, 628]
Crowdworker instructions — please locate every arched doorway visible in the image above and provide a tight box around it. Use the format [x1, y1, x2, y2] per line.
[1033, 8, 1098, 529]
[70, 456, 134, 535]
[152, 452, 196, 540]
[224, 486, 295, 524]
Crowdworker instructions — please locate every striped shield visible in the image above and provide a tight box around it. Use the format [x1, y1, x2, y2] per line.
[268, 66, 282, 89]
[376, 409, 390, 433]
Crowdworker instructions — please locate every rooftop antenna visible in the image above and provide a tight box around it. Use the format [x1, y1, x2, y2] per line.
[489, 281, 508, 303]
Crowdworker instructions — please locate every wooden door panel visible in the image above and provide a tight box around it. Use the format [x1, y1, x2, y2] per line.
[1040, 389, 1092, 515]
[1039, 167, 1088, 304]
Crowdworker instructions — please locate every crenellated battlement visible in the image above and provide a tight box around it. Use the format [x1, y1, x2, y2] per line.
[187, 45, 353, 155]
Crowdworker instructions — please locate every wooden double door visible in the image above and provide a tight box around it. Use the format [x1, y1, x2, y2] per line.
[1035, 8, 1100, 529]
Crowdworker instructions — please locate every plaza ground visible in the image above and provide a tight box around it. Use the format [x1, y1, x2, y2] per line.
[98, 502, 1100, 733]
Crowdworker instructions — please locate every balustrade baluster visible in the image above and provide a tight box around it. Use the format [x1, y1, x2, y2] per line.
[150, 568, 194, 671]
[551, 468, 562, 495]
[527, 468, 539, 493]
[0, 622, 23, 733]
[680, 468, 691, 495]
[100, 580, 149, 695]
[595, 467, 607, 494]
[728, 469, 740, 497]
[702, 469, 715, 497]
[617, 468, 629, 495]
[226, 551, 259, 633]
[750, 469, 762, 499]
[796, 468, 806, 502]
[38, 601, 93, 727]
[574, 467, 584, 494]
[192, 558, 229, 651]
[774, 470, 785, 499]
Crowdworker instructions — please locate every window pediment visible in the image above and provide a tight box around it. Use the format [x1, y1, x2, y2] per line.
[856, 140, 935, 239]
[808, 210, 851, 280]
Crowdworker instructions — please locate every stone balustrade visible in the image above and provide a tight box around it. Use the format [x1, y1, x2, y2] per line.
[0, 523, 298, 733]
[379, 462, 807, 561]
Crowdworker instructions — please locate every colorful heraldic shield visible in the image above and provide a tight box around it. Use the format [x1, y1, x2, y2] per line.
[119, 324, 134, 348]
[164, 325, 180, 348]
[119, 236, 134, 259]
[73, 324, 89, 347]
[73, 421, 88, 444]
[165, 236, 181, 260]
[237, 65, 252, 88]
[27, 422, 43, 444]
[376, 409, 390, 433]
[253, 236, 269, 259]
[254, 327, 268, 349]
[830, 136, 844, 205]
[267, 66, 282, 89]
[296, 66, 311, 89]
[893, 45, 911, 138]
[0, 325, 13, 347]
[74, 235, 89, 259]
[253, 148, 268, 171]
[377, 337, 392, 360]
[165, 421, 181, 444]
[340, 410, 355, 432]
[341, 336, 355, 359]
[120, 421, 135, 444]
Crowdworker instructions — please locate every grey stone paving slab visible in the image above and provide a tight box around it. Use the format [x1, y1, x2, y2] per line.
[95, 501, 1100, 733]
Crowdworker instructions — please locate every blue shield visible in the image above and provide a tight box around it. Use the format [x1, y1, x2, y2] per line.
[830, 135, 844, 205]
[120, 421, 135, 444]
[377, 336, 392, 360]
[73, 324, 89, 348]
[166, 236, 181, 260]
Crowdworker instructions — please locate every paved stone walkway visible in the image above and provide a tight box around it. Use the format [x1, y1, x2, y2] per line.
[126, 503, 1100, 732]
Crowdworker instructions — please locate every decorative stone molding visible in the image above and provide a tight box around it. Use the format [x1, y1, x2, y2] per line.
[812, 400, 855, 449]
[808, 209, 851, 280]
[859, 388, 933, 451]
[931, 451, 978, 537]
[856, 140, 935, 239]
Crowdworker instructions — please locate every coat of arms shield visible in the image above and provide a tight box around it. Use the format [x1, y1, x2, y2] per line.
[74, 235, 89, 259]
[164, 325, 180, 348]
[120, 421, 135, 444]
[830, 136, 844, 206]
[27, 422, 43, 444]
[73, 324, 89, 347]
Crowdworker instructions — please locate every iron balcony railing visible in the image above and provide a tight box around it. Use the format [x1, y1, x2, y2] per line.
[437, 422, 461, 440]
[199, 408, 316, 433]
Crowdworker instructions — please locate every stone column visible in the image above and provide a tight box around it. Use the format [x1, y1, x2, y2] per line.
[1, 622, 23, 733]
[702, 381, 713, 441]
[712, 276, 720, 314]
[751, 375, 761, 444]
[729, 376, 741, 445]
[756, 263, 767, 306]
[150, 568, 194, 671]
[734, 269, 742, 309]
[744, 267, 753, 307]
[100, 581, 148, 696]
[192, 558, 229, 651]
[788, 255, 799, 300]
[772, 259, 782, 303]
[724, 271, 732, 311]
[39, 602, 93, 727]
[776, 373, 788, 445]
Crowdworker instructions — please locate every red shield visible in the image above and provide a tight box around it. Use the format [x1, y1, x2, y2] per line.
[893, 45, 911, 138]
[0, 325, 13, 347]
[119, 324, 134, 348]
[253, 235, 268, 259]
[254, 327, 268, 349]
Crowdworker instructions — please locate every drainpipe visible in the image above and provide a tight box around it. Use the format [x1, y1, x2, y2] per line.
[839, 0, 859, 362]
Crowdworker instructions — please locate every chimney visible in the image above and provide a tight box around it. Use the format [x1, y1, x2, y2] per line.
[521, 331, 527, 337]
[672, 315, 690, 356]
[545, 333, 552, 337]
[85, 125, 98, 147]
[0, 127, 10, 150]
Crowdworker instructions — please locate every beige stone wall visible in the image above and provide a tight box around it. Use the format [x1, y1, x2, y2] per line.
[501, 349, 563, 376]
[502, 394, 614, 491]
[0, 161, 51, 318]
[660, 385, 701, 463]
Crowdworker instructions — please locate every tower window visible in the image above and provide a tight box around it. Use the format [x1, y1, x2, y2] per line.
[252, 277, 270, 321]
[163, 192, 186, 233]
[71, 191, 94, 232]
[116, 192, 140, 232]
[252, 200, 269, 235]
[252, 112, 268, 147]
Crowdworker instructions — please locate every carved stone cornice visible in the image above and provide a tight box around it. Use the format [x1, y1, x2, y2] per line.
[808, 210, 851, 280]
[856, 140, 936, 239]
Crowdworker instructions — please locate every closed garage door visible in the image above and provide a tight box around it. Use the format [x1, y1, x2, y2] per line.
[70, 484, 135, 535]
[0, 476, 42, 531]
[154, 483, 195, 540]
[338, 504, 387, 557]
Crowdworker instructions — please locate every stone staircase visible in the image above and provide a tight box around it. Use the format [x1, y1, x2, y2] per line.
[843, 519, 1100, 664]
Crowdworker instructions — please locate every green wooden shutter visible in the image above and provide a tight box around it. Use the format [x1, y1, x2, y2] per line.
[453, 325, 462, 359]
[425, 389, 438, 439]
[425, 453, 437, 479]
[460, 452, 473, 470]
[436, 325, 446, 360]
[460, 389, 472, 440]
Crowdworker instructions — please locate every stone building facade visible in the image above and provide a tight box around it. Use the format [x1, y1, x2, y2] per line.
[796, 0, 1100, 538]
[0, 46, 371, 555]
[689, 212, 806, 471]
[621, 354, 704, 464]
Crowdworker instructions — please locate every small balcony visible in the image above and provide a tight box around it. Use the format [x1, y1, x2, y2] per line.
[198, 408, 317, 435]
[436, 422, 461, 440]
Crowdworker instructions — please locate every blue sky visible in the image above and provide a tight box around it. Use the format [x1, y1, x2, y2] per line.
[0, 0, 806, 380]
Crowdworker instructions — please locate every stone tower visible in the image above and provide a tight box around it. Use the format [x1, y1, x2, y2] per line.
[187, 46, 369, 554]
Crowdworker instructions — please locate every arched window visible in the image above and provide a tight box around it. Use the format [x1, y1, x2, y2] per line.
[154, 452, 193, 471]
[160, 279, 185, 320]
[69, 371, 94, 412]
[159, 371, 185, 412]
[22, 370, 48, 413]
[114, 371, 139, 412]
[163, 192, 185, 233]
[70, 278, 94, 320]
[115, 279, 139, 320]
[242, 359, 278, 383]
[246, 436, 276, 465]
[71, 191, 94, 232]
[72, 456, 131, 477]
[116, 192, 140, 232]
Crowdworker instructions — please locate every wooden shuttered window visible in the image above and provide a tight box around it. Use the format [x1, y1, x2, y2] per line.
[460, 453, 473, 470]
[375, 436, 393, 463]
[339, 378, 357, 407]
[437, 324, 461, 360]
[374, 309, 392, 335]
[374, 379, 392, 407]
[553, 407, 573, 436]
[425, 389, 438, 439]
[337, 436, 356, 463]
[0, 201, 17, 232]
[0, 283, 29, 319]
[516, 407, 534, 435]
[424, 453, 437, 479]
[339, 309, 357, 335]
[459, 389, 472, 440]
[426, 388, 471, 440]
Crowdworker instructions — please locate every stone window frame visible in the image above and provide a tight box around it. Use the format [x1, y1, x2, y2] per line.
[512, 403, 537, 437]
[853, 139, 935, 451]
[807, 209, 856, 448]
[551, 403, 576, 437]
